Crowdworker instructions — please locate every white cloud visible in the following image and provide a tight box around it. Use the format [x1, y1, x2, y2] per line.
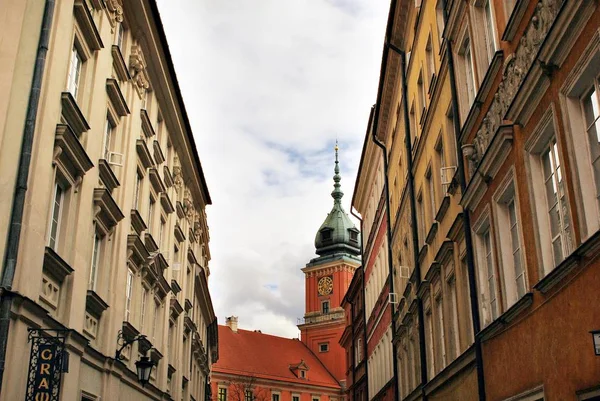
[156, 0, 388, 337]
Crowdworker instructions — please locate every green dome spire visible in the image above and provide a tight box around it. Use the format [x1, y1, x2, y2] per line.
[312, 142, 361, 259]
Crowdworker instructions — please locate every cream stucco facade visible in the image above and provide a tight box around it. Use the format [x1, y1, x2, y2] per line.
[0, 1, 217, 400]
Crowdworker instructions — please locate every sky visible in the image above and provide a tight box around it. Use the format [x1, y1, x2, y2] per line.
[156, 0, 389, 338]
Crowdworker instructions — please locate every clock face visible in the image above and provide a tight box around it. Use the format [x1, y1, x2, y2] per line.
[318, 276, 333, 296]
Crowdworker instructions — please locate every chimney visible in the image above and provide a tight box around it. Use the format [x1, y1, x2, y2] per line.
[226, 316, 238, 333]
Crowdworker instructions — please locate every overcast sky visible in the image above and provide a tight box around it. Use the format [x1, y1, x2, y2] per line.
[156, 0, 389, 338]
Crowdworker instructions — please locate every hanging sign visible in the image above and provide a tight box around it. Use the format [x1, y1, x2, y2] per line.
[25, 329, 67, 401]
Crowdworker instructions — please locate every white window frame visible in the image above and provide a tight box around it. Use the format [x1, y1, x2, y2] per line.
[560, 40, 600, 242]
[473, 207, 499, 327]
[125, 267, 134, 322]
[423, 296, 434, 379]
[434, 290, 446, 371]
[67, 46, 83, 99]
[525, 105, 574, 278]
[48, 182, 64, 250]
[89, 231, 101, 291]
[103, 116, 113, 161]
[493, 169, 528, 309]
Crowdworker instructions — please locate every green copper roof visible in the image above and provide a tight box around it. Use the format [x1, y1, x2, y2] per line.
[313, 143, 361, 259]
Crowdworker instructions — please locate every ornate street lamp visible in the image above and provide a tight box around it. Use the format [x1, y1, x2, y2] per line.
[115, 331, 155, 386]
[135, 356, 154, 387]
[590, 330, 600, 356]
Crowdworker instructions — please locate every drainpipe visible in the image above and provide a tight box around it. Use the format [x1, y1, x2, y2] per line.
[371, 120, 401, 401]
[395, 48, 429, 399]
[0, 0, 56, 391]
[350, 207, 367, 401]
[442, 1, 486, 400]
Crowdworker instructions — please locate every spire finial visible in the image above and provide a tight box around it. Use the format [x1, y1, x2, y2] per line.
[332, 140, 343, 204]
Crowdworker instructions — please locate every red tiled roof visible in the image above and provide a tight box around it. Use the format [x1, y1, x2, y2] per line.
[213, 326, 340, 389]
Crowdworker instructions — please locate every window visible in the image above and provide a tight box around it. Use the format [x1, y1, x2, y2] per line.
[319, 342, 329, 352]
[349, 230, 358, 242]
[89, 233, 101, 290]
[355, 337, 363, 364]
[218, 388, 227, 401]
[427, 168, 436, 225]
[447, 275, 460, 361]
[426, 34, 435, 86]
[424, 301, 434, 379]
[483, 0, 497, 64]
[152, 300, 159, 341]
[300, 369, 306, 378]
[494, 175, 527, 308]
[148, 197, 155, 231]
[133, 171, 142, 209]
[67, 47, 83, 98]
[418, 69, 426, 117]
[410, 101, 417, 145]
[463, 38, 476, 106]
[477, 225, 499, 325]
[322, 300, 330, 314]
[541, 139, 571, 267]
[292, 396, 300, 401]
[417, 191, 426, 247]
[435, 0, 445, 44]
[321, 229, 332, 242]
[103, 117, 113, 160]
[434, 294, 446, 371]
[140, 287, 148, 330]
[245, 390, 253, 401]
[116, 22, 125, 50]
[125, 268, 134, 321]
[272, 394, 280, 401]
[159, 218, 166, 248]
[48, 183, 64, 250]
[583, 80, 600, 205]
[457, 34, 476, 120]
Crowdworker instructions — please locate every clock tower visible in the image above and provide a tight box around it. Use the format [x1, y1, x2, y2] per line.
[299, 143, 361, 384]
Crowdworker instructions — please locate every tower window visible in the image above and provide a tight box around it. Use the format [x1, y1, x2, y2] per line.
[349, 230, 358, 242]
[321, 230, 332, 242]
[322, 300, 330, 314]
[319, 343, 329, 352]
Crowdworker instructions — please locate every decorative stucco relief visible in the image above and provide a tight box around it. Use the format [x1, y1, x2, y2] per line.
[129, 45, 150, 97]
[470, 0, 561, 168]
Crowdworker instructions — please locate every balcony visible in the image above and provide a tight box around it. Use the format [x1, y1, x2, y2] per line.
[298, 310, 344, 325]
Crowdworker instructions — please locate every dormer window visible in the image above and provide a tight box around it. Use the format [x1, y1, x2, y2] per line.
[300, 370, 306, 378]
[349, 229, 358, 243]
[321, 229, 332, 242]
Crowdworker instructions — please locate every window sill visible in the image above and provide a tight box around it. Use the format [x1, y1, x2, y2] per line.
[458, 51, 503, 144]
[477, 292, 534, 342]
[127, 234, 149, 268]
[418, 243, 428, 264]
[54, 124, 94, 186]
[435, 196, 451, 223]
[111, 45, 130, 82]
[141, 109, 156, 138]
[174, 222, 186, 243]
[61, 92, 90, 136]
[160, 192, 175, 214]
[502, 0, 530, 42]
[148, 167, 166, 194]
[170, 298, 184, 319]
[74, 0, 103, 52]
[534, 229, 600, 294]
[136, 139, 154, 169]
[43, 247, 74, 283]
[164, 165, 174, 188]
[130, 210, 147, 236]
[462, 125, 514, 211]
[106, 78, 130, 116]
[98, 159, 120, 192]
[93, 188, 124, 235]
[423, 345, 476, 397]
[425, 222, 438, 245]
[86, 290, 109, 319]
